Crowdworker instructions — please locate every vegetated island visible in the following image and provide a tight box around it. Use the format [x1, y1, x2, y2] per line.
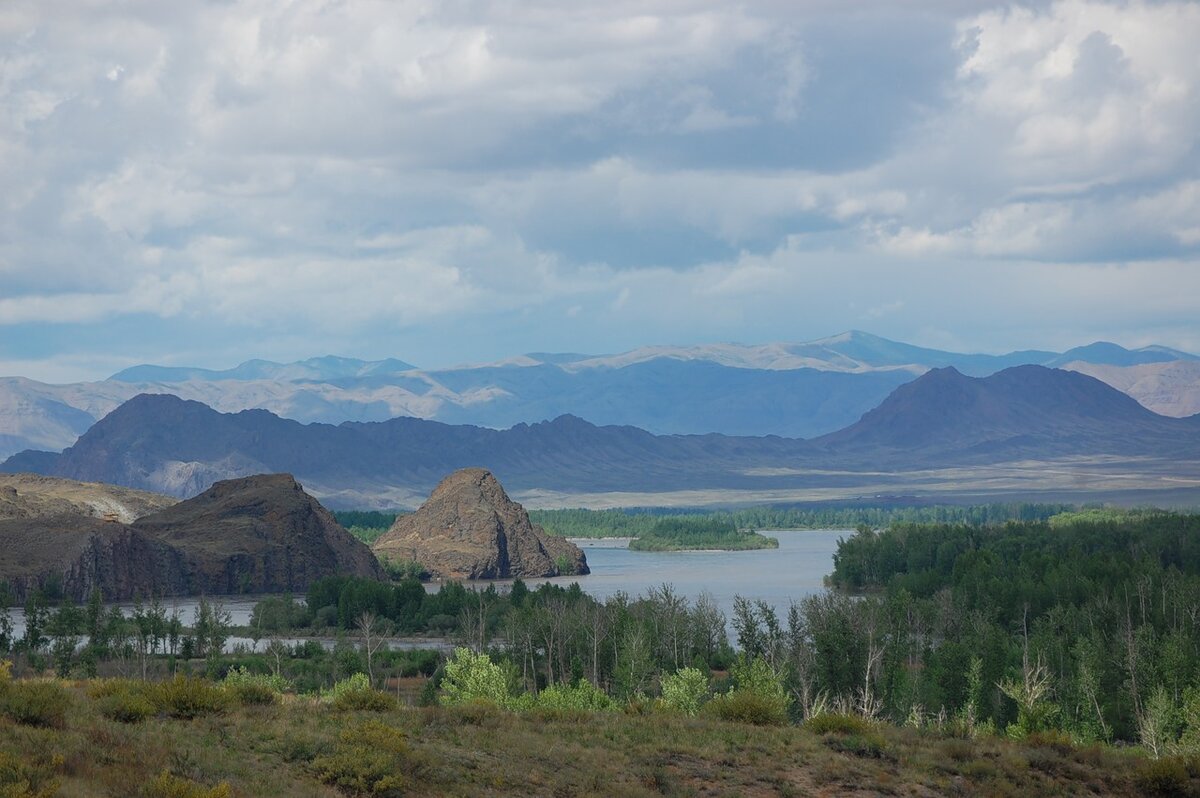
[627, 517, 778, 551]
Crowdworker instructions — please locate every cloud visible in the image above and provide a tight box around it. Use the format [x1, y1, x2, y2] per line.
[0, 0, 1197, 377]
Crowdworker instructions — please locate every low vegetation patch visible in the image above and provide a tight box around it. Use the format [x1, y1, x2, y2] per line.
[628, 518, 779, 551]
[150, 675, 231, 719]
[0, 679, 72, 728]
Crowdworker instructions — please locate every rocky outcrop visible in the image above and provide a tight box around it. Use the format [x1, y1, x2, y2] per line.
[0, 473, 384, 601]
[373, 468, 588, 579]
[0, 473, 176, 523]
[132, 474, 385, 594]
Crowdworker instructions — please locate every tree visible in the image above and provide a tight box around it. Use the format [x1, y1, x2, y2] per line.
[355, 611, 390, 686]
[439, 647, 511, 706]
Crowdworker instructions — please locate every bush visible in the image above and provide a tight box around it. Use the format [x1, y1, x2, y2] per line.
[702, 656, 790, 726]
[150, 676, 231, 719]
[325, 673, 395, 712]
[222, 667, 288, 706]
[439, 648, 512, 708]
[0, 680, 72, 728]
[142, 770, 232, 798]
[823, 731, 890, 759]
[659, 667, 709, 717]
[1135, 756, 1195, 796]
[703, 689, 789, 726]
[535, 679, 613, 713]
[97, 689, 156, 724]
[0, 750, 60, 798]
[804, 713, 876, 736]
[311, 720, 425, 797]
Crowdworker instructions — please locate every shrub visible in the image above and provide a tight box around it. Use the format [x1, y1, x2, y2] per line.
[222, 667, 288, 706]
[0, 750, 60, 798]
[1135, 756, 1194, 796]
[325, 673, 395, 712]
[97, 689, 156, 724]
[150, 676, 231, 719]
[142, 770, 232, 798]
[823, 731, 890, 759]
[0, 680, 72, 728]
[703, 689, 789, 726]
[439, 648, 511, 708]
[535, 679, 613, 713]
[702, 656, 790, 726]
[804, 713, 875, 736]
[659, 667, 709, 717]
[311, 720, 425, 797]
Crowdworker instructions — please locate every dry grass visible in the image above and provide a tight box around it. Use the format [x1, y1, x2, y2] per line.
[0, 678, 1173, 797]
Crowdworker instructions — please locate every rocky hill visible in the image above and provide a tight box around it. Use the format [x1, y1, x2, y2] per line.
[0, 472, 175, 523]
[373, 468, 587, 579]
[0, 473, 383, 601]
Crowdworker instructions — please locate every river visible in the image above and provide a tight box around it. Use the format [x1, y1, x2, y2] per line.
[3, 530, 849, 647]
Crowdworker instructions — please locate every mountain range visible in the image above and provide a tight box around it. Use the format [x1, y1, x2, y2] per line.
[5, 365, 1198, 509]
[2, 331, 1198, 461]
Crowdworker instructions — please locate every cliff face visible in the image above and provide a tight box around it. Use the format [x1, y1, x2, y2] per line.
[373, 468, 588, 579]
[0, 473, 383, 601]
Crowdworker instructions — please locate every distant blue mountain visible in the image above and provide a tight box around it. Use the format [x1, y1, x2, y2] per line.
[111, 356, 417, 383]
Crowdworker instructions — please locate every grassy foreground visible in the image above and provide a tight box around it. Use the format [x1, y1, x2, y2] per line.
[0, 675, 1186, 797]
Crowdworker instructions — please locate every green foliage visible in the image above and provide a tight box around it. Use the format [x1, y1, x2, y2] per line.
[804, 713, 877, 736]
[1134, 755, 1200, 796]
[311, 719, 423, 797]
[630, 518, 779, 551]
[150, 675, 231, 719]
[323, 673, 396, 711]
[659, 667, 709, 716]
[704, 689, 790, 726]
[142, 771, 232, 798]
[0, 750, 60, 798]
[0, 680, 72, 728]
[96, 688, 156, 723]
[530, 503, 1071, 538]
[222, 666, 288, 706]
[535, 679, 613, 712]
[333, 510, 401, 531]
[439, 648, 512, 708]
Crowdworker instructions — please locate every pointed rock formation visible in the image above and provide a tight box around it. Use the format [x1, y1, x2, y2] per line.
[372, 468, 588, 579]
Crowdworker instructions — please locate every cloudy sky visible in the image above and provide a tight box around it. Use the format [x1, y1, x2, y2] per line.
[2, 0, 1198, 381]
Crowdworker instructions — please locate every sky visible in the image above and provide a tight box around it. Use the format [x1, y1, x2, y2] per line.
[1, 0, 1198, 382]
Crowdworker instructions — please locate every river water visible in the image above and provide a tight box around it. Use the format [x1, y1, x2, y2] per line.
[4, 530, 849, 646]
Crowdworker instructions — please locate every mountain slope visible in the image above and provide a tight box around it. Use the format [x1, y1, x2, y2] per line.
[2, 334, 1197, 460]
[5, 367, 1198, 506]
[815, 365, 1200, 461]
[0, 473, 382, 601]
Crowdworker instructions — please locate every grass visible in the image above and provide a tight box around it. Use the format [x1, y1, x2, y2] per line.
[0, 676, 1172, 796]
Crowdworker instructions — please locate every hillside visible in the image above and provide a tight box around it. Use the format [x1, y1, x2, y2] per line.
[2, 333, 1197, 459]
[0, 473, 382, 601]
[0, 473, 175, 523]
[814, 365, 1200, 463]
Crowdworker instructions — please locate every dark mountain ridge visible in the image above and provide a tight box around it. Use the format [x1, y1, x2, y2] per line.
[4, 366, 1198, 504]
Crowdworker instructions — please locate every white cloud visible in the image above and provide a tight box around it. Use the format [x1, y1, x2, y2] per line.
[0, 0, 1197, 373]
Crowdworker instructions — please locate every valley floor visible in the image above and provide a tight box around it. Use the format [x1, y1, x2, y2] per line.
[0, 679, 1180, 797]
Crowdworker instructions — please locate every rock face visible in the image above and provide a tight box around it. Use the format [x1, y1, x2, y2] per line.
[0, 473, 384, 601]
[373, 468, 588, 579]
[132, 474, 385, 595]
